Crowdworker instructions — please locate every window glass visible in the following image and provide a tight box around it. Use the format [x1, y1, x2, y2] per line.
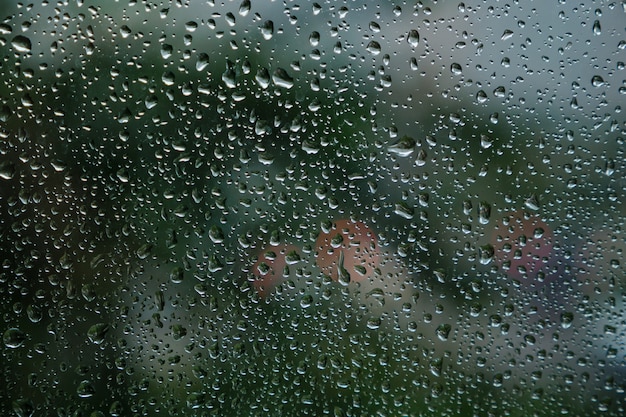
[1, 0, 624, 416]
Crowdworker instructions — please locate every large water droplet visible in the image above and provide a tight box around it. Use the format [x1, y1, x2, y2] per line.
[11, 35, 31, 53]
[478, 201, 491, 224]
[501, 29, 514, 41]
[591, 75, 605, 87]
[407, 29, 419, 47]
[592, 19, 601, 35]
[272, 68, 294, 89]
[196, 53, 210, 71]
[450, 62, 463, 75]
[366, 40, 381, 55]
[87, 323, 109, 344]
[3, 328, 26, 348]
[238, 0, 251, 16]
[260, 20, 274, 40]
[388, 135, 416, 157]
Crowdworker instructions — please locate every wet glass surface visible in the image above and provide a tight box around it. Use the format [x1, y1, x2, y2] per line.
[1, 1, 624, 416]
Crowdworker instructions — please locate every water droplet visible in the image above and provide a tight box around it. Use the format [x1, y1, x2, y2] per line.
[388, 135, 416, 157]
[493, 86, 506, 98]
[172, 324, 187, 340]
[222, 68, 237, 88]
[592, 19, 601, 35]
[260, 20, 274, 40]
[145, 94, 158, 109]
[591, 75, 605, 87]
[136, 243, 153, 259]
[479, 244, 494, 265]
[469, 303, 482, 317]
[429, 358, 443, 376]
[394, 202, 414, 219]
[366, 40, 381, 55]
[77, 380, 95, 398]
[0, 161, 16, 180]
[450, 62, 463, 75]
[560, 312, 574, 329]
[258, 151, 274, 165]
[309, 31, 320, 47]
[195, 53, 209, 71]
[369, 21, 381, 32]
[478, 201, 491, 224]
[407, 29, 420, 47]
[476, 90, 488, 103]
[336, 250, 351, 286]
[272, 68, 294, 89]
[162, 71, 175, 86]
[87, 323, 109, 344]
[238, 0, 251, 16]
[3, 328, 26, 348]
[300, 295, 313, 308]
[11, 35, 31, 53]
[0, 23, 12, 35]
[604, 159, 615, 176]
[524, 194, 540, 210]
[170, 266, 184, 283]
[12, 399, 34, 417]
[436, 324, 451, 341]
[225, 12, 236, 27]
[366, 317, 381, 329]
[480, 134, 493, 149]
[501, 29, 514, 41]
[255, 67, 270, 89]
[209, 225, 225, 243]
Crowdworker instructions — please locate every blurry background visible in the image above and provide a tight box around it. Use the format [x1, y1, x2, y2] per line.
[1, 0, 624, 416]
